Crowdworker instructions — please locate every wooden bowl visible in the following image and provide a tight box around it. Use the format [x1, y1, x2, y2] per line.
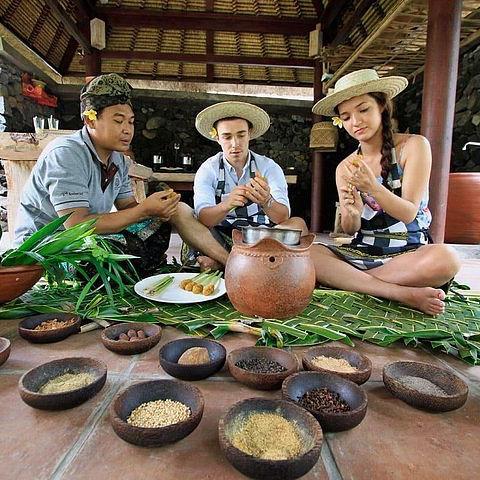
[0, 337, 11, 367]
[18, 357, 107, 410]
[282, 371, 368, 432]
[0, 265, 43, 304]
[101, 322, 162, 355]
[302, 346, 372, 385]
[383, 361, 468, 412]
[110, 379, 204, 447]
[159, 337, 226, 380]
[219, 398, 322, 480]
[227, 346, 298, 390]
[18, 313, 81, 343]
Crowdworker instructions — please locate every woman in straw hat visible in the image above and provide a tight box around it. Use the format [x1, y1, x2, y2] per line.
[310, 69, 460, 315]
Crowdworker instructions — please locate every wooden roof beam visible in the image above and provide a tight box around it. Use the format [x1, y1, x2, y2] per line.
[102, 50, 313, 69]
[320, 0, 350, 30]
[98, 8, 317, 35]
[311, 1, 324, 20]
[59, 38, 79, 75]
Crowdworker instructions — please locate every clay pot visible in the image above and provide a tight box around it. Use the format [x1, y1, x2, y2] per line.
[225, 230, 316, 319]
[0, 265, 43, 304]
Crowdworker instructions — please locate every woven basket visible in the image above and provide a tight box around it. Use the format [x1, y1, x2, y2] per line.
[309, 122, 338, 151]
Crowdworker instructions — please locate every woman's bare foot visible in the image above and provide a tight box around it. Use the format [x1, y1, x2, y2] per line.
[197, 255, 223, 272]
[399, 287, 446, 315]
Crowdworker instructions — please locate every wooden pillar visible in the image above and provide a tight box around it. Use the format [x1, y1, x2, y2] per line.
[310, 59, 324, 233]
[84, 49, 101, 83]
[420, 0, 462, 243]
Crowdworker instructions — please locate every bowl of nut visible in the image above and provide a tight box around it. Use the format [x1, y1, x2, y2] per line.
[101, 322, 162, 355]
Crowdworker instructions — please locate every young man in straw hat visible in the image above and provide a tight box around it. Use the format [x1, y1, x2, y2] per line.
[15, 73, 229, 275]
[192, 101, 308, 269]
[309, 69, 460, 315]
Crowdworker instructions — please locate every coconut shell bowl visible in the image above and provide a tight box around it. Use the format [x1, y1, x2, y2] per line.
[302, 346, 372, 385]
[282, 371, 368, 432]
[0, 337, 11, 367]
[383, 361, 468, 412]
[219, 398, 323, 480]
[0, 264, 43, 304]
[110, 379, 204, 447]
[18, 313, 81, 343]
[227, 346, 299, 390]
[158, 337, 226, 380]
[18, 357, 107, 410]
[101, 322, 162, 355]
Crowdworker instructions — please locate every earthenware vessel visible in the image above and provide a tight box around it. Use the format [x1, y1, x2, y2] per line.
[110, 379, 204, 447]
[101, 322, 162, 355]
[0, 265, 43, 304]
[18, 313, 81, 343]
[282, 371, 368, 432]
[225, 230, 316, 319]
[0, 337, 11, 367]
[159, 337, 226, 380]
[219, 397, 322, 480]
[383, 361, 468, 412]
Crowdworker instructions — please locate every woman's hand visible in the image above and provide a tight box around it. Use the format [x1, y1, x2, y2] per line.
[343, 157, 378, 194]
[339, 184, 363, 218]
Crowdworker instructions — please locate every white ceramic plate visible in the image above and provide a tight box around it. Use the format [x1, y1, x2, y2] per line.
[134, 272, 226, 304]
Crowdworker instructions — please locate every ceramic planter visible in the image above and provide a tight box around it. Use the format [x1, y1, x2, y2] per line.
[0, 264, 43, 303]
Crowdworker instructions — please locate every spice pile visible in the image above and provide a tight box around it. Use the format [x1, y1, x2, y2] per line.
[231, 412, 302, 460]
[117, 329, 147, 342]
[178, 347, 210, 365]
[310, 355, 358, 373]
[127, 399, 191, 428]
[397, 375, 448, 396]
[39, 372, 94, 394]
[299, 388, 351, 413]
[235, 358, 287, 374]
[34, 318, 76, 331]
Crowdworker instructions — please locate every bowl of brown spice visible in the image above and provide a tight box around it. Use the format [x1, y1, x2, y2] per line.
[18, 313, 81, 343]
[302, 346, 372, 385]
[18, 357, 107, 410]
[383, 361, 468, 412]
[101, 322, 162, 355]
[219, 398, 323, 480]
[0, 337, 11, 367]
[110, 379, 204, 447]
[227, 346, 299, 390]
[282, 371, 368, 432]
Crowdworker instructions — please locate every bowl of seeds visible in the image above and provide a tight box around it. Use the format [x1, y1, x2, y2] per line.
[110, 379, 204, 447]
[101, 322, 162, 355]
[227, 346, 299, 390]
[282, 371, 368, 432]
[383, 361, 468, 412]
[18, 313, 81, 343]
[219, 398, 322, 480]
[159, 337, 226, 380]
[302, 346, 372, 385]
[18, 357, 107, 410]
[0, 337, 11, 367]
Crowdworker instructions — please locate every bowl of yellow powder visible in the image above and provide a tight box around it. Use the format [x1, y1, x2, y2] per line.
[18, 357, 107, 410]
[219, 398, 322, 480]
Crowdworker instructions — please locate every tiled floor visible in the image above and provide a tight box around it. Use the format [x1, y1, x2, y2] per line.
[0, 234, 479, 479]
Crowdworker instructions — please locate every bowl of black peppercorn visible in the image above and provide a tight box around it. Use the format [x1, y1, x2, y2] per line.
[227, 346, 298, 390]
[282, 371, 368, 432]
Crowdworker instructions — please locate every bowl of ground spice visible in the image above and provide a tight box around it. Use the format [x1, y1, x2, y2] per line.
[101, 322, 162, 355]
[18, 357, 107, 410]
[159, 337, 226, 380]
[0, 337, 11, 367]
[18, 313, 81, 343]
[282, 371, 368, 432]
[219, 398, 322, 480]
[227, 346, 299, 390]
[383, 361, 468, 412]
[110, 379, 204, 447]
[302, 346, 372, 385]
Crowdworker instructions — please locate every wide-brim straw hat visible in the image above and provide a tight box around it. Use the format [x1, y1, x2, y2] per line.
[195, 101, 270, 140]
[312, 69, 408, 117]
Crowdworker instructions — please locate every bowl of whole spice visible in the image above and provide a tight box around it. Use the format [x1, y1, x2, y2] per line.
[18, 313, 81, 343]
[159, 337, 226, 380]
[282, 371, 368, 432]
[101, 322, 162, 355]
[18, 357, 107, 410]
[227, 346, 299, 390]
[110, 379, 204, 447]
[0, 337, 11, 367]
[219, 398, 322, 480]
[302, 346, 372, 385]
[383, 361, 468, 412]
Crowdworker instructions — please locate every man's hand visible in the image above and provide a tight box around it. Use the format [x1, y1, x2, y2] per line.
[245, 176, 270, 206]
[223, 185, 248, 211]
[139, 190, 180, 221]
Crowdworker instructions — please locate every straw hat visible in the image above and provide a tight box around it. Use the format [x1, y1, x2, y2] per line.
[312, 69, 408, 117]
[195, 101, 270, 140]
